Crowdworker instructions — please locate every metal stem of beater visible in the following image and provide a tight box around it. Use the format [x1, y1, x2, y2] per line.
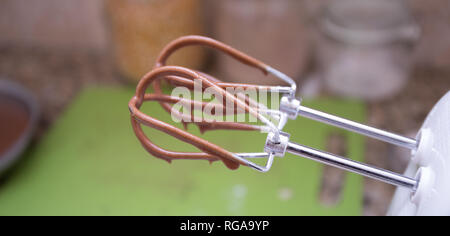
[296, 105, 418, 150]
[270, 69, 418, 150]
[285, 141, 418, 191]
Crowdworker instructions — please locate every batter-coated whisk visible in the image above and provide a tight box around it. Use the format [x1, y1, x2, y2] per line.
[129, 36, 419, 191]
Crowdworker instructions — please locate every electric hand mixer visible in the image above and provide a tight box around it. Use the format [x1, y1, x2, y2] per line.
[129, 36, 450, 216]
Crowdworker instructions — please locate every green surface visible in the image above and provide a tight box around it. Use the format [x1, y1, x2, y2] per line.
[0, 87, 365, 216]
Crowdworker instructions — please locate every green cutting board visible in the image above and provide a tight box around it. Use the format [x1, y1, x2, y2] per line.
[0, 87, 365, 216]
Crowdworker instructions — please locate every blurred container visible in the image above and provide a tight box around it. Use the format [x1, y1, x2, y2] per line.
[210, 0, 311, 85]
[0, 80, 39, 176]
[105, 0, 206, 82]
[317, 0, 419, 101]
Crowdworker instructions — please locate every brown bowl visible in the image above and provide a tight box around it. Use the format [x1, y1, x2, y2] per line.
[0, 80, 39, 176]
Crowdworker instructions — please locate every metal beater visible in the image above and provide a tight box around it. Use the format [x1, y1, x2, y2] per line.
[129, 35, 419, 193]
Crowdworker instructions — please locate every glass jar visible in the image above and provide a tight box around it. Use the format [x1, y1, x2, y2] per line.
[317, 0, 420, 101]
[105, 0, 206, 83]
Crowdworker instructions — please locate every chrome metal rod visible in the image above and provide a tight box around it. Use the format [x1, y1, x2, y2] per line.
[286, 141, 418, 190]
[297, 105, 418, 150]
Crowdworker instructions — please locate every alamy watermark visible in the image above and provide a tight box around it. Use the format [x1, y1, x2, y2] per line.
[170, 79, 279, 124]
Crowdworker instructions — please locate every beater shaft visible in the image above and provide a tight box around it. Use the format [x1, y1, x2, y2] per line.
[297, 105, 418, 150]
[286, 141, 418, 190]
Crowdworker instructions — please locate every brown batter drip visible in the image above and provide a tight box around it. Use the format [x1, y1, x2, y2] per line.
[0, 95, 30, 157]
[129, 35, 277, 170]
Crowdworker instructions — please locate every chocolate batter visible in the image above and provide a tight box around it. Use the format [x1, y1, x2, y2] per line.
[129, 36, 274, 170]
[0, 95, 29, 157]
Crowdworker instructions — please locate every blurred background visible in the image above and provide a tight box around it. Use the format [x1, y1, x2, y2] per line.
[0, 0, 449, 215]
